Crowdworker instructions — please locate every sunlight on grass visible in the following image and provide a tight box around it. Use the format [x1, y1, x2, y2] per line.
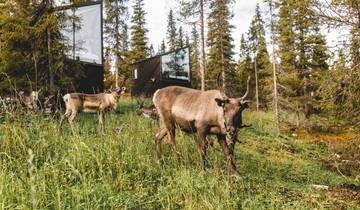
[0, 99, 358, 209]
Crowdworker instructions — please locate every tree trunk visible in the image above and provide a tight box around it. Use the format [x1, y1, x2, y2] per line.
[47, 28, 54, 93]
[199, 0, 206, 91]
[221, 38, 226, 93]
[255, 57, 259, 111]
[270, 0, 280, 135]
[33, 54, 38, 92]
[115, 0, 120, 88]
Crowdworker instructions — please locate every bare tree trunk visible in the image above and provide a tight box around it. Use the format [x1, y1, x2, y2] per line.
[115, 56, 119, 88]
[199, 0, 206, 91]
[47, 28, 54, 93]
[115, 0, 120, 88]
[33, 54, 38, 92]
[255, 57, 259, 111]
[221, 39, 226, 92]
[270, 0, 280, 135]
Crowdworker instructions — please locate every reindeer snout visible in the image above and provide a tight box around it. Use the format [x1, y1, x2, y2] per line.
[227, 126, 236, 134]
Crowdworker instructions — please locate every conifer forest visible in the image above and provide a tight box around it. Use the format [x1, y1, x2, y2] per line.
[0, 0, 359, 209]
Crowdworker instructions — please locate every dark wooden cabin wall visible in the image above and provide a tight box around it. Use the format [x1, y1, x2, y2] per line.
[78, 64, 104, 94]
[131, 53, 191, 97]
[132, 57, 160, 97]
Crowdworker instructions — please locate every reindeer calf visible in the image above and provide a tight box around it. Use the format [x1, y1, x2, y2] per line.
[18, 91, 39, 110]
[135, 102, 158, 121]
[60, 87, 125, 132]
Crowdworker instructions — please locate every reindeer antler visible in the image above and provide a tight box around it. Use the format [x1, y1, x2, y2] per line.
[216, 73, 227, 99]
[241, 76, 251, 100]
[119, 80, 125, 88]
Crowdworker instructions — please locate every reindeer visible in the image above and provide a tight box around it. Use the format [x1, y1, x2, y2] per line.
[60, 86, 126, 133]
[135, 100, 159, 121]
[153, 75, 251, 176]
[18, 91, 39, 110]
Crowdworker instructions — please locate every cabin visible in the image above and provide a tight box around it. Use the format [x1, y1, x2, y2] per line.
[59, 1, 104, 93]
[131, 47, 192, 97]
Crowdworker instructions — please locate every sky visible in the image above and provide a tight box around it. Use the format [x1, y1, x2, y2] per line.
[55, 0, 342, 60]
[139, 0, 265, 59]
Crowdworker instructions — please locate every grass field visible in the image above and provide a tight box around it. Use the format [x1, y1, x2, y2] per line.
[0, 99, 359, 209]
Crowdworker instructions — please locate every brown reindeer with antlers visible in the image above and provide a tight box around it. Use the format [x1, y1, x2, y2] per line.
[153, 74, 251, 176]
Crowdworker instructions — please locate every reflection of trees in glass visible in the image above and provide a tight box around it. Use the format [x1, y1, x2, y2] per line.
[162, 48, 189, 79]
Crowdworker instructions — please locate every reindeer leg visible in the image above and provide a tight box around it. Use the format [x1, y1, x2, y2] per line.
[97, 111, 105, 134]
[99, 111, 105, 133]
[155, 127, 167, 139]
[59, 109, 71, 130]
[217, 134, 240, 177]
[196, 127, 209, 170]
[155, 137, 163, 165]
[155, 128, 166, 165]
[68, 111, 77, 134]
[167, 126, 181, 161]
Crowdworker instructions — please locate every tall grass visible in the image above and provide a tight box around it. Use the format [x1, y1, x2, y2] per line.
[0, 99, 358, 209]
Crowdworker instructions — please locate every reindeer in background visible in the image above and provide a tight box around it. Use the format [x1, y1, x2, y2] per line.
[60, 84, 126, 133]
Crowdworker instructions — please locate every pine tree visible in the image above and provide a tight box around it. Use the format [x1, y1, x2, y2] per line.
[247, 4, 272, 108]
[117, 24, 132, 87]
[0, 0, 84, 93]
[317, 49, 349, 122]
[179, 0, 207, 90]
[130, 0, 149, 61]
[159, 39, 166, 54]
[190, 24, 201, 89]
[237, 34, 253, 96]
[177, 26, 185, 48]
[277, 0, 329, 118]
[104, 48, 115, 89]
[104, 0, 129, 87]
[350, 27, 360, 68]
[149, 44, 155, 56]
[206, 0, 235, 93]
[166, 9, 178, 51]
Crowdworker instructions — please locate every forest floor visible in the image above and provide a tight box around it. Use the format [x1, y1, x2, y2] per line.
[0, 99, 359, 209]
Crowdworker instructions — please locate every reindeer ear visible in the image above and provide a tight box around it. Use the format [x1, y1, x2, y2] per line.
[239, 100, 250, 109]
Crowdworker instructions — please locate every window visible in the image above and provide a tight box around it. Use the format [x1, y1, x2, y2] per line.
[60, 4, 102, 65]
[161, 47, 190, 81]
[133, 68, 138, 79]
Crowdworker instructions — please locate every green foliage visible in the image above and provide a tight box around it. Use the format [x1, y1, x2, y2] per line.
[104, 49, 115, 90]
[239, 5, 272, 108]
[130, 0, 149, 62]
[177, 26, 185, 49]
[0, 100, 358, 208]
[237, 35, 253, 96]
[0, 1, 84, 94]
[104, 0, 130, 88]
[206, 0, 236, 93]
[190, 24, 201, 89]
[316, 48, 360, 128]
[159, 39, 166, 54]
[276, 0, 329, 118]
[166, 9, 178, 51]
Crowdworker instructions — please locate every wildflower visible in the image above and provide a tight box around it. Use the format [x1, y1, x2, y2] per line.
[114, 127, 122, 134]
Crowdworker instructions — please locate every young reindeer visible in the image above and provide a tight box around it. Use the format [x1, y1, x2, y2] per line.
[135, 100, 159, 121]
[60, 85, 126, 133]
[18, 91, 39, 110]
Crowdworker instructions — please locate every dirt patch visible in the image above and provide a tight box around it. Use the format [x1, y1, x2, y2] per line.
[328, 184, 360, 205]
